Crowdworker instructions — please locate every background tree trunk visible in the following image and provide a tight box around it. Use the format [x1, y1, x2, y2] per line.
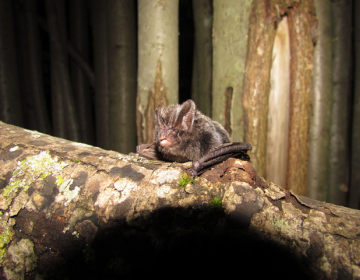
[212, 0, 251, 140]
[191, 0, 212, 117]
[328, 0, 352, 206]
[0, 121, 360, 279]
[286, 1, 315, 195]
[242, 0, 276, 177]
[136, 0, 179, 145]
[350, 0, 360, 209]
[46, 0, 79, 142]
[107, 0, 137, 154]
[21, 0, 51, 135]
[90, 0, 109, 150]
[307, 0, 332, 201]
[0, 0, 23, 127]
[69, 0, 94, 145]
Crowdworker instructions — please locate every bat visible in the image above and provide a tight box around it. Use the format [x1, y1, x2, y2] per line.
[136, 99, 252, 175]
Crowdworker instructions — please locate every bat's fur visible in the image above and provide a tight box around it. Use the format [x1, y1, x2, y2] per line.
[154, 99, 230, 162]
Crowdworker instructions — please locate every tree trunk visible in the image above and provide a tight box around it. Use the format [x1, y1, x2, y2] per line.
[212, 0, 251, 140]
[46, 0, 79, 142]
[107, 0, 137, 154]
[192, 0, 212, 117]
[136, 0, 179, 145]
[0, 0, 24, 127]
[286, 0, 315, 195]
[350, 0, 360, 209]
[242, 0, 277, 177]
[328, 0, 352, 206]
[0, 121, 360, 279]
[69, 0, 94, 145]
[90, 0, 109, 150]
[307, 0, 332, 201]
[25, 0, 51, 135]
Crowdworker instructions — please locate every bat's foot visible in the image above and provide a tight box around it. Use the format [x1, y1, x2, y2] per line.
[136, 143, 160, 160]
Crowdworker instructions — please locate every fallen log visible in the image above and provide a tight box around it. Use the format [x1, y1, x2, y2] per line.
[0, 121, 359, 279]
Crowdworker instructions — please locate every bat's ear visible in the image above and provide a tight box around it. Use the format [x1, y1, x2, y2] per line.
[155, 105, 165, 126]
[175, 99, 196, 132]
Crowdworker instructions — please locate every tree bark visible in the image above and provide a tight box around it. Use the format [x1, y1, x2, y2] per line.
[242, 0, 277, 177]
[0, 121, 359, 279]
[286, 1, 316, 195]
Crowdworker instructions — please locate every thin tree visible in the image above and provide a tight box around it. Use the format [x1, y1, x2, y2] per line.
[307, 0, 332, 201]
[137, 0, 179, 145]
[192, 0, 212, 117]
[0, 0, 23, 127]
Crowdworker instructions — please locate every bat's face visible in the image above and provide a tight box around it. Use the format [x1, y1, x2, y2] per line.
[155, 118, 179, 147]
[154, 100, 196, 148]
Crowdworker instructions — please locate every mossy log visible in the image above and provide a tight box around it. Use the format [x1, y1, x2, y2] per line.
[0, 121, 359, 280]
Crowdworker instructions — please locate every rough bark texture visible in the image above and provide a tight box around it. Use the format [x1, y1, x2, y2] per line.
[0, 121, 359, 279]
[286, 1, 316, 195]
[242, 0, 277, 177]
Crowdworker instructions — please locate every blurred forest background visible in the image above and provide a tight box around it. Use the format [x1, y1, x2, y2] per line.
[0, 0, 358, 209]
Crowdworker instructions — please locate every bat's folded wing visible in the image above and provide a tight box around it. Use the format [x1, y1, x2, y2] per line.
[191, 142, 252, 176]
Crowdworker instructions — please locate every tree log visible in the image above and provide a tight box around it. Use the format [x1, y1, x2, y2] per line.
[0, 121, 359, 280]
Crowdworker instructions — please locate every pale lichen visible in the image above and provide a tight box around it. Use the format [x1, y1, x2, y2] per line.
[56, 179, 80, 205]
[3, 151, 68, 197]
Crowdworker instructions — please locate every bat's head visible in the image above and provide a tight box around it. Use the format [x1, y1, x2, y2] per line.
[154, 99, 196, 148]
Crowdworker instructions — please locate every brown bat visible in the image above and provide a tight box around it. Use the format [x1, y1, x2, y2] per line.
[136, 99, 252, 175]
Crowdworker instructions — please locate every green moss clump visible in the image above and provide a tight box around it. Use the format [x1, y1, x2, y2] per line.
[178, 174, 194, 188]
[0, 215, 15, 263]
[209, 197, 223, 210]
